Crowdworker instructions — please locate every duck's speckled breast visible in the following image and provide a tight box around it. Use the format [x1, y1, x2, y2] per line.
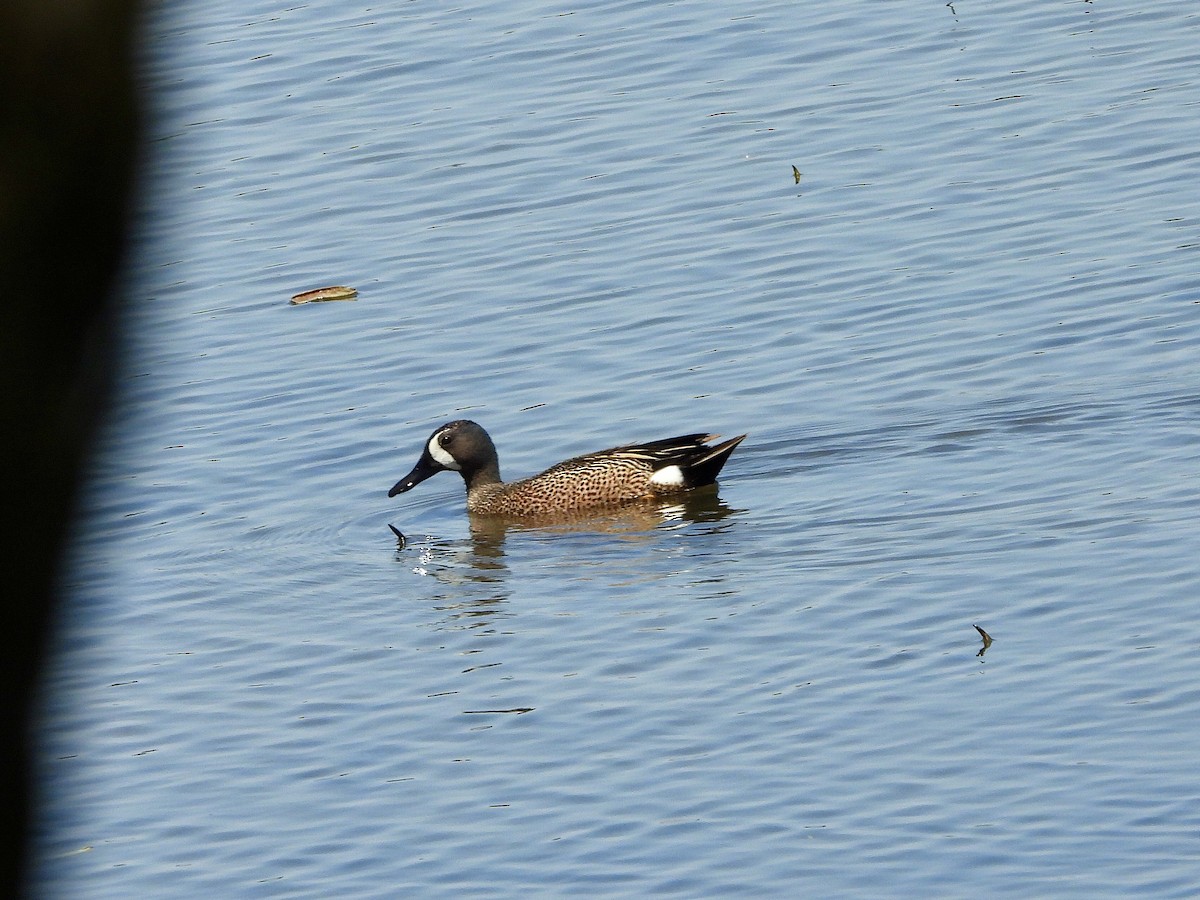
[467, 455, 659, 516]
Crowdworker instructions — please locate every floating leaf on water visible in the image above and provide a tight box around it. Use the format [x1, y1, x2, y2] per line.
[792, 165, 802, 184]
[290, 285, 358, 304]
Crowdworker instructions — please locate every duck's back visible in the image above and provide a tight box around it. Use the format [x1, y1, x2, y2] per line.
[465, 433, 742, 516]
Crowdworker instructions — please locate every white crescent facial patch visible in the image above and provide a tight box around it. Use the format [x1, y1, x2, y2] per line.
[428, 434, 462, 470]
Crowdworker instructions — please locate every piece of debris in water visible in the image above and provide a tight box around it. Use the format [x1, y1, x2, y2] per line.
[388, 523, 406, 548]
[290, 285, 358, 304]
[974, 624, 993, 656]
[791, 165, 802, 184]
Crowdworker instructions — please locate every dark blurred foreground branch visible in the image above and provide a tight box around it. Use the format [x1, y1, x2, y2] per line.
[0, 1, 142, 894]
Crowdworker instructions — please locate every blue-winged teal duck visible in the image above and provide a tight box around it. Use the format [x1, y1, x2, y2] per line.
[388, 419, 746, 517]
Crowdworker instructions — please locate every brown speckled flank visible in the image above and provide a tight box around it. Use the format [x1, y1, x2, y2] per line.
[388, 419, 747, 517]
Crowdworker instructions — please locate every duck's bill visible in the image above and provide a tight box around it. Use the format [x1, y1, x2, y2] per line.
[388, 452, 444, 497]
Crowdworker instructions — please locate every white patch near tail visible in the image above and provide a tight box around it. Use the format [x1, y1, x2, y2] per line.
[649, 465, 684, 488]
[428, 435, 462, 470]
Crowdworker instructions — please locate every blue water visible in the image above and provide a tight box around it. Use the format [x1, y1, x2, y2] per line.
[32, 1, 1200, 897]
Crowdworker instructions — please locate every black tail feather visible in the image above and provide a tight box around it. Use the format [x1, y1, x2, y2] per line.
[681, 434, 747, 487]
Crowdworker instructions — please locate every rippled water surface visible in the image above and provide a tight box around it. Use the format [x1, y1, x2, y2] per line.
[33, 1, 1200, 897]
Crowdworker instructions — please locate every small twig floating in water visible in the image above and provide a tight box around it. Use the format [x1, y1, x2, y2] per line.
[290, 285, 358, 305]
[974, 624, 993, 657]
[464, 708, 535, 715]
[388, 523, 406, 548]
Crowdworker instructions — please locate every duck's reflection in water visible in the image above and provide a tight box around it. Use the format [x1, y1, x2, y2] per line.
[395, 489, 743, 630]
[400, 487, 739, 574]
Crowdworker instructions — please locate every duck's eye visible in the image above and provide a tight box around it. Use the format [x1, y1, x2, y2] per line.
[439, 432, 453, 448]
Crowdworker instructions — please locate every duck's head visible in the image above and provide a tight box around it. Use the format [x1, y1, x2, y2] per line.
[388, 419, 498, 497]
